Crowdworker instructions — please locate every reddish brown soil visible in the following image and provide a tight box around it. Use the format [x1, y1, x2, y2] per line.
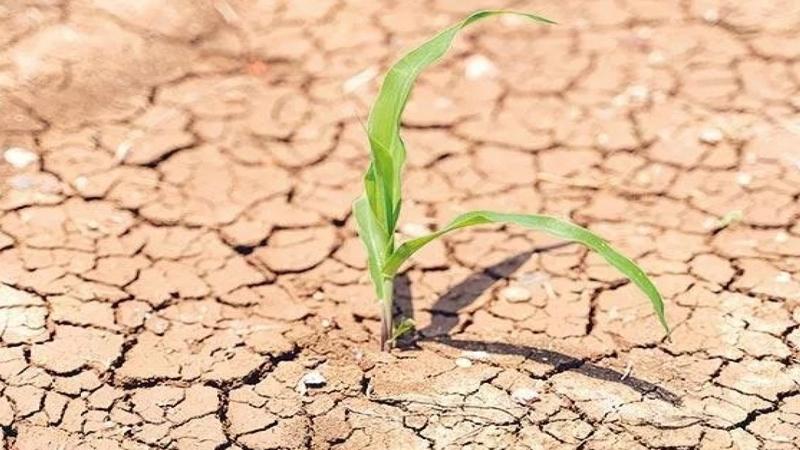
[1, 1, 800, 449]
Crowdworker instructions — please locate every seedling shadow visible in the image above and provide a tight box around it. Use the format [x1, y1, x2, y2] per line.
[393, 246, 681, 406]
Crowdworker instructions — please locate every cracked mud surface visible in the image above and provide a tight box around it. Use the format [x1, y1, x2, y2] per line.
[1, 0, 800, 449]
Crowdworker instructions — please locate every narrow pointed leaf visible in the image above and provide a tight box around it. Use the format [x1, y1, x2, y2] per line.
[363, 10, 555, 235]
[383, 211, 669, 334]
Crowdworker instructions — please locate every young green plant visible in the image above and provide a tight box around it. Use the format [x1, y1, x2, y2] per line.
[353, 10, 669, 351]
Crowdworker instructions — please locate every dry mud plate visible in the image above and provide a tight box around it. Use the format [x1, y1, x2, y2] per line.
[1, 1, 800, 449]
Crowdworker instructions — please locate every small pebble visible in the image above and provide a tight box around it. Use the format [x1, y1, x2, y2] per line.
[702, 218, 718, 230]
[702, 8, 720, 23]
[464, 54, 497, 80]
[775, 272, 792, 283]
[301, 370, 326, 386]
[511, 388, 539, 404]
[699, 127, 723, 145]
[736, 172, 753, 186]
[627, 84, 650, 103]
[455, 358, 472, 368]
[297, 370, 327, 395]
[115, 141, 133, 162]
[3, 147, 39, 169]
[400, 223, 431, 238]
[775, 232, 789, 243]
[500, 285, 532, 303]
[312, 291, 325, 301]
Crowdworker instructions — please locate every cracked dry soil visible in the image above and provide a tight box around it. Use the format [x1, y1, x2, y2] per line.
[1, 0, 800, 449]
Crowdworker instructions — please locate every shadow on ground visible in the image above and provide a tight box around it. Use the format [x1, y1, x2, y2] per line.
[393, 245, 681, 406]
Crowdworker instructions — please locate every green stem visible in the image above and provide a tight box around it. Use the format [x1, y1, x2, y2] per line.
[379, 277, 394, 351]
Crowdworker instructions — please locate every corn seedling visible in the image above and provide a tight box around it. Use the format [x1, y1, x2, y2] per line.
[354, 10, 669, 351]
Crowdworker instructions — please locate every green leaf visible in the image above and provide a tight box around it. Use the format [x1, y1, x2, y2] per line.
[390, 317, 416, 344]
[353, 196, 389, 300]
[383, 211, 669, 334]
[363, 10, 555, 236]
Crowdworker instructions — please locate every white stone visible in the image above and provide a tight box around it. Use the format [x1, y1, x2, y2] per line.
[3, 147, 39, 169]
[454, 358, 472, 368]
[464, 55, 497, 80]
[699, 127, 724, 144]
[297, 370, 326, 394]
[702, 218, 718, 230]
[500, 285, 532, 303]
[736, 172, 753, 186]
[400, 223, 431, 238]
[301, 370, 326, 386]
[74, 176, 89, 190]
[702, 8, 720, 23]
[775, 232, 789, 243]
[511, 388, 539, 404]
[115, 141, 133, 162]
[776, 272, 792, 283]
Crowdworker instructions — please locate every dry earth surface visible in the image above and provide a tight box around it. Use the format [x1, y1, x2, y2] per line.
[1, 0, 800, 449]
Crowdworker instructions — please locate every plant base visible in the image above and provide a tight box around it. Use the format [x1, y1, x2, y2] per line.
[380, 297, 393, 352]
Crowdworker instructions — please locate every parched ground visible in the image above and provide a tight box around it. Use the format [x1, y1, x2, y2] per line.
[0, 0, 799, 449]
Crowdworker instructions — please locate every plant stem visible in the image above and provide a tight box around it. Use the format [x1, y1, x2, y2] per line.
[379, 277, 394, 352]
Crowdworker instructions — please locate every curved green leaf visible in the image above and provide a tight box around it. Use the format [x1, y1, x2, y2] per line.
[363, 10, 555, 236]
[384, 211, 669, 334]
